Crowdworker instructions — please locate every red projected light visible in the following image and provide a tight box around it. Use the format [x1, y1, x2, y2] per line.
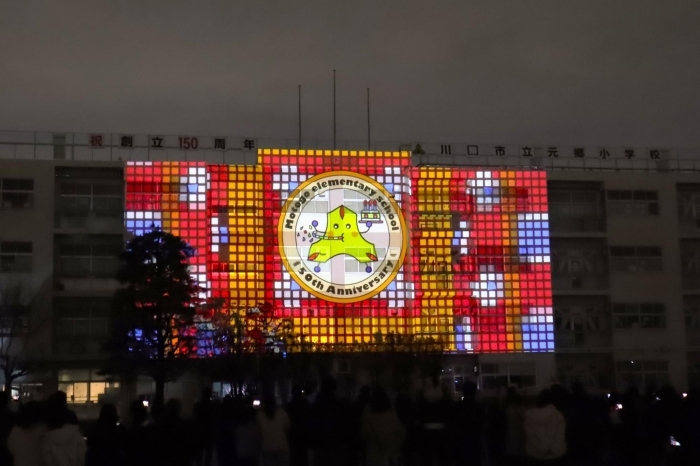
[125, 152, 553, 354]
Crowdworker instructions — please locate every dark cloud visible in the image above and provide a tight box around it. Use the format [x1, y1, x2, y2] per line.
[0, 0, 699, 147]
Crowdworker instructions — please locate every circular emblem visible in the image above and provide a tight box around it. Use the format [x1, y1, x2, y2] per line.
[278, 171, 407, 303]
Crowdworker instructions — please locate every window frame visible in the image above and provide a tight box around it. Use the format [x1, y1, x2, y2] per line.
[549, 189, 603, 218]
[0, 178, 34, 210]
[480, 362, 537, 390]
[615, 360, 669, 392]
[612, 303, 666, 329]
[606, 190, 659, 217]
[57, 369, 119, 404]
[0, 241, 33, 273]
[58, 240, 121, 278]
[609, 245, 663, 273]
[55, 298, 110, 339]
[57, 181, 124, 218]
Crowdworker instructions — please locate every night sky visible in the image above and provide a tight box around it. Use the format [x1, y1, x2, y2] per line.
[1, 1, 699, 147]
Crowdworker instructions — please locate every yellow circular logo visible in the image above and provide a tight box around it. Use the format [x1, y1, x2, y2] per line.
[278, 171, 407, 303]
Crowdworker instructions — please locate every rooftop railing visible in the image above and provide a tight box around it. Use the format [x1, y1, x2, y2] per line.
[2, 130, 700, 172]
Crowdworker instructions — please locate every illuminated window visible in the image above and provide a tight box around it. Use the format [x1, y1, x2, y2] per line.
[57, 369, 119, 404]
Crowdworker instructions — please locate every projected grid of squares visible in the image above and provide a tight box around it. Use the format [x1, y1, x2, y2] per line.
[258, 150, 413, 346]
[409, 168, 553, 353]
[124, 153, 553, 353]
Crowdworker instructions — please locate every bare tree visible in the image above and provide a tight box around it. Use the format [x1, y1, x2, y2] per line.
[209, 301, 296, 394]
[0, 279, 45, 392]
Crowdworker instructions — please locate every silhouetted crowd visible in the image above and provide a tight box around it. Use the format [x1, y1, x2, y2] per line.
[1, 378, 700, 466]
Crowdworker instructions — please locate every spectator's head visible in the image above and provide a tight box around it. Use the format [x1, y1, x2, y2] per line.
[623, 386, 640, 399]
[571, 382, 586, 399]
[221, 395, 234, 418]
[98, 403, 119, 426]
[550, 384, 570, 411]
[241, 405, 256, 423]
[506, 387, 523, 406]
[685, 389, 700, 409]
[164, 399, 181, 421]
[656, 385, 679, 403]
[370, 387, 392, 413]
[47, 391, 68, 409]
[150, 401, 164, 424]
[319, 376, 337, 396]
[0, 391, 10, 409]
[537, 389, 553, 408]
[17, 401, 43, 428]
[201, 386, 212, 401]
[359, 385, 371, 401]
[46, 392, 70, 430]
[291, 384, 305, 399]
[462, 381, 478, 401]
[129, 400, 148, 427]
[262, 393, 277, 419]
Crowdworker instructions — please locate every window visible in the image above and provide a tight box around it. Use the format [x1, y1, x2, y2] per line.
[58, 182, 123, 217]
[612, 303, 666, 329]
[57, 369, 119, 404]
[58, 239, 121, 278]
[0, 179, 34, 209]
[677, 184, 700, 221]
[680, 241, 700, 290]
[55, 298, 110, 338]
[690, 362, 700, 391]
[0, 309, 29, 336]
[481, 363, 536, 390]
[607, 190, 659, 216]
[616, 360, 669, 392]
[609, 246, 662, 272]
[549, 189, 602, 217]
[0, 242, 32, 272]
[685, 296, 700, 331]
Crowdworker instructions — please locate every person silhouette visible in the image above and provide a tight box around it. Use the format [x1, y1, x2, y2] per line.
[257, 393, 290, 466]
[0, 391, 16, 466]
[286, 386, 311, 466]
[86, 403, 126, 466]
[8, 400, 46, 466]
[194, 387, 217, 466]
[524, 389, 567, 465]
[43, 391, 86, 466]
[361, 387, 405, 466]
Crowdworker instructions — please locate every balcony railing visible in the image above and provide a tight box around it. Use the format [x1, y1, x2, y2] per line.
[555, 332, 613, 350]
[683, 276, 700, 290]
[552, 275, 609, 291]
[549, 216, 606, 233]
[54, 212, 123, 231]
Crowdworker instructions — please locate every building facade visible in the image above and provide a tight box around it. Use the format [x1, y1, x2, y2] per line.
[0, 130, 699, 410]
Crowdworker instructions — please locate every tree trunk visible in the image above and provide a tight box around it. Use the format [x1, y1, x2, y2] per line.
[155, 330, 166, 408]
[154, 374, 165, 408]
[3, 370, 14, 393]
